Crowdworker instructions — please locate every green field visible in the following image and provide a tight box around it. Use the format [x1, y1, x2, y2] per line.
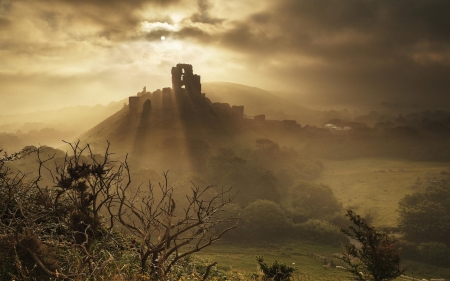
[195, 240, 450, 280]
[196, 240, 352, 280]
[313, 158, 450, 227]
[193, 158, 450, 280]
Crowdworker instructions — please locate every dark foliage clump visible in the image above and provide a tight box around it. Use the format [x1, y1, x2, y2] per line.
[340, 210, 405, 281]
[256, 255, 297, 281]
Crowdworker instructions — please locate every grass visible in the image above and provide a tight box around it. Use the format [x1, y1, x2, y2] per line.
[194, 240, 450, 280]
[193, 158, 450, 280]
[195, 240, 352, 280]
[313, 158, 450, 228]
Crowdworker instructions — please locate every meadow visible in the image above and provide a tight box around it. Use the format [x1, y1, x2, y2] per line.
[197, 240, 351, 280]
[195, 240, 450, 280]
[314, 158, 450, 228]
[194, 158, 450, 280]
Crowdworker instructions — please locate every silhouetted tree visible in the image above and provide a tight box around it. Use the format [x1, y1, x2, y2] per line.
[0, 142, 239, 280]
[117, 172, 239, 278]
[340, 210, 405, 281]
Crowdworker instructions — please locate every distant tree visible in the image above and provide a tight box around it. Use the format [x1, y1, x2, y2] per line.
[299, 219, 347, 246]
[290, 181, 342, 222]
[398, 178, 450, 244]
[238, 200, 291, 240]
[207, 148, 281, 205]
[340, 210, 405, 281]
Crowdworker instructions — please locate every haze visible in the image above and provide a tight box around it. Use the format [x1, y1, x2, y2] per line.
[1, 0, 450, 115]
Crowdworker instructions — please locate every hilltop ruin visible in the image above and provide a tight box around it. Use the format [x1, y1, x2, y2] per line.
[127, 63, 299, 130]
[128, 64, 244, 120]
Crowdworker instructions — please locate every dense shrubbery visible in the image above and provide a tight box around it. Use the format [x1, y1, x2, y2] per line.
[235, 200, 291, 240]
[255, 256, 297, 281]
[417, 242, 450, 266]
[228, 200, 346, 246]
[396, 170, 450, 268]
[399, 240, 450, 267]
[398, 172, 450, 245]
[0, 138, 345, 280]
[296, 219, 346, 246]
[207, 139, 324, 206]
[289, 181, 342, 223]
[0, 144, 238, 280]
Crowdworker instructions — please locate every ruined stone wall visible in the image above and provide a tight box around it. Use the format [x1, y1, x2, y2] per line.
[129, 96, 139, 114]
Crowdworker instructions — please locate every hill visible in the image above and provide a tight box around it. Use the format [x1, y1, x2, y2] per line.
[202, 82, 321, 124]
[80, 64, 315, 173]
[0, 102, 123, 152]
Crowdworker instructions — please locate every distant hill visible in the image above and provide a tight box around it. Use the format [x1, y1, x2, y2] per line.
[0, 102, 123, 134]
[0, 102, 123, 151]
[202, 82, 322, 125]
[79, 78, 327, 173]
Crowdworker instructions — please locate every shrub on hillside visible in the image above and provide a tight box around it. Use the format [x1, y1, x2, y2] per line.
[290, 181, 342, 223]
[295, 219, 347, 246]
[233, 200, 292, 241]
[398, 176, 450, 244]
[417, 242, 450, 266]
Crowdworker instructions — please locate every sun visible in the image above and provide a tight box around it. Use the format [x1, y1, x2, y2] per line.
[161, 36, 165, 41]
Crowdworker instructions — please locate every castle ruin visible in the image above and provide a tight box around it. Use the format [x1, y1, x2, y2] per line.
[128, 64, 244, 120]
[127, 63, 300, 130]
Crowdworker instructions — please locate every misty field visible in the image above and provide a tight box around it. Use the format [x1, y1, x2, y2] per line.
[196, 240, 351, 280]
[195, 240, 450, 280]
[313, 158, 450, 228]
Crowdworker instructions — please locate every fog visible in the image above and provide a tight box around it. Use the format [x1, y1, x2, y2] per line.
[1, 2, 450, 277]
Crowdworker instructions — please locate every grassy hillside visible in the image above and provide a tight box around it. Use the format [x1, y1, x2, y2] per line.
[313, 158, 450, 228]
[196, 240, 351, 280]
[195, 240, 450, 280]
[202, 82, 323, 125]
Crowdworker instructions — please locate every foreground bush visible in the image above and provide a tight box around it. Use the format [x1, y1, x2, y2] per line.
[0, 143, 239, 280]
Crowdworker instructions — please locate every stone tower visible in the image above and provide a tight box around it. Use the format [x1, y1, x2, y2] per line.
[171, 63, 201, 96]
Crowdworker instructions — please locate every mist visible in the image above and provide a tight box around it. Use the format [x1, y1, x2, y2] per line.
[2, 1, 450, 280]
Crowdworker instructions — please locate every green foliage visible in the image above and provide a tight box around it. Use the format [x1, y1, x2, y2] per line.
[417, 242, 450, 266]
[0, 143, 238, 280]
[207, 148, 281, 205]
[340, 210, 405, 281]
[290, 181, 342, 223]
[398, 175, 450, 244]
[207, 139, 324, 206]
[399, 239, 450, 267]
[256, 256, 297, 281]
[236, 200, 291, 240]
[296, 219, 347, 246]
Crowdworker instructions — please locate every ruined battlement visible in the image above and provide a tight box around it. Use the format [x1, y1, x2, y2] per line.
[128, 64, 245, 120]
[123, 64, 301, 132]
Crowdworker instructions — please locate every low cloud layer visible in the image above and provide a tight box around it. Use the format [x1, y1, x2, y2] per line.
[1, 0, 450, 114]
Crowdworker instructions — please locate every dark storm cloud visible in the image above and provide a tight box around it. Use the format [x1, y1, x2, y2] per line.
[2, 0, 450, 112]
[37, 0, 180, 8]
[190, 0, 223, 24]
[217, 0, 450, 59]
[175, 26, 214, 42]
[0, 17, 9, 28]
[190, 0, 450, 107]
[13, 0, 184, 42]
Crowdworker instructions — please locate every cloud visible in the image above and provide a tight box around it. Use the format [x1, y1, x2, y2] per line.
[1, 0, 450, 113]
[190, 0, 223, 24]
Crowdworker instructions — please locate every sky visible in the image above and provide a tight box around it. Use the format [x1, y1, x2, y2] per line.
[1, 0, 450, 114]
